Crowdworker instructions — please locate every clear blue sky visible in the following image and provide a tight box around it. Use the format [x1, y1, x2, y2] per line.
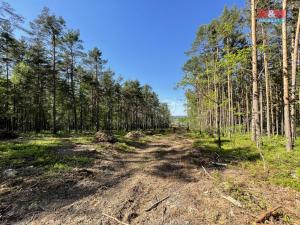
[7, 0, 244, 116]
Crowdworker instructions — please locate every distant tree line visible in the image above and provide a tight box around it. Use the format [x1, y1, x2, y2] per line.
[0, 2, 171, 133]
[180, 0, 300, 151]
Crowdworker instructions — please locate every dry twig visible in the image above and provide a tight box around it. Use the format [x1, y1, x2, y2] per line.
[255, 206, 282, 223]
[220, 194, 243, 208]
[201, 166, 243, 208]
[212, 162, 227, 167]
[145, 196, 170, 212]
[201, 165, 215, 180]
[102, 213, 129, 225]
[214, 189, 243, 208]
[255, 205, 300, 224]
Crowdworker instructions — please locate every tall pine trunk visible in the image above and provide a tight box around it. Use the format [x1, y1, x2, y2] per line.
[282, 0, 293, 151]
[251, 0, 261, 147]
[246, 85, 250, 133]
[262, 26, 271, 137]
[5, 60, 10, 130]
[260, 85, 263, 134]
[52, 35, 57, 134]
[70, 53, 77, 131]
[291, 6, 300, 144]
[226, 39, 232, 137]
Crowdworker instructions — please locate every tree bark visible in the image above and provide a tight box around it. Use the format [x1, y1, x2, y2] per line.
[70, 50, 77, 131]
[251, 0, 261, 147]
[262, 26, 271, 137]
[260, 85, 263, 135]
[214, 51, 218, 134]
[270, 80, 275, 135]
[52, 34, 57, 134]
[246, 85, 250, 133]
[282, 0, 293, 151]
[95, 62, 100, 131]
[5, 60, 10, 130]
[226, 39, 232, 137]
[291, 6, 300, 144]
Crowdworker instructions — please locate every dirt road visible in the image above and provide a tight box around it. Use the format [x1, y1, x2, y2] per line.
[3, 134, 299, 225]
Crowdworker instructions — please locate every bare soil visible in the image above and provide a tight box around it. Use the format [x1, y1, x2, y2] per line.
[0, 134, 299, 225]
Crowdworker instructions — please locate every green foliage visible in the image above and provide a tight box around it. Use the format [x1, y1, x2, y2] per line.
[11, 62, 33, 85]
[180, 6, 249, 134]
[0, 2, 171, 133]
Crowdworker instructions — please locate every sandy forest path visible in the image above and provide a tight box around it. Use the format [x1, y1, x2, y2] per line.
[13, 134, 300, 225]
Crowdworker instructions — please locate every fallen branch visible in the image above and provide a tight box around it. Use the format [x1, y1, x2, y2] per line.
[29, 183, 38, 189]
[102, 213, 129, 225]
[214, 189, 243, 208]
[220, 194, 243, 208]
[255, 206, 282, 223]
[255, 205, 300, 224]
[201, 166, 215, 180]
[145, 196, 170, 212]
[38, 205, 46, 211]
[255, 223, 277, 225]
[212, 162, 227, 167]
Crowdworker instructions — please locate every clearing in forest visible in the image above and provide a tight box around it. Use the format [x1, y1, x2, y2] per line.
[0, 132, 299, 225]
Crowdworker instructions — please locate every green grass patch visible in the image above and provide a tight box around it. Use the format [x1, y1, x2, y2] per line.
[115, 142, 135, 153]
[50, 162, 71, 172]
[65, 136, 94, 145]
[191, 132, 300, 191]
[0, 136, 94, 174]
[221, 179, 267, 211]
[115, 134, 149, 149]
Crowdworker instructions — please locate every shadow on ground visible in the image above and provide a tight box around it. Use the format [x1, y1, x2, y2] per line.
[192, 138, 260, 163]
[0, 139, 134, 224]
[97, 134, 262, 185]
[135, 135, 260, 183]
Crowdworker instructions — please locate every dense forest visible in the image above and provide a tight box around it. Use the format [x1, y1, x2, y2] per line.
[0, 2, 171, 134]
[180, 0, 300, 151]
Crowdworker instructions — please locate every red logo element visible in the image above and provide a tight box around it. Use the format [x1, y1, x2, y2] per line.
[257, 9, 286, 19]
